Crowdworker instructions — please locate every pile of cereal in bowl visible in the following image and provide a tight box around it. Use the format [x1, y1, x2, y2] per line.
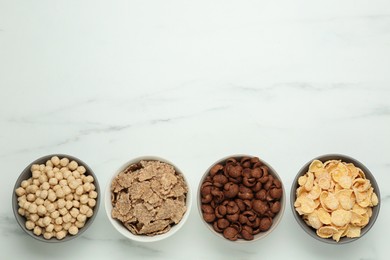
[293, 159, 379, 242]
[14, 155, 99, 241]
[110, 160, 188, 236]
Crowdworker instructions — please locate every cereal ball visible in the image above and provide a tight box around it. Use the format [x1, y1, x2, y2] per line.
[25, 220, 35, 230]
[51, 156, 60, 166]
[72, 170, 80, 179]
[51, 210, 60, 219]
[55, 217, 63, 225]
[28, 203, 38, 214]
[62, 186, 71, 196]
[49, 178, 58, 186]
[75, 221, 85, 228]
[88, 199, 96, 208]
[76, 214, 86, 223]
[86, 209, 93, 218]
[65, 200, 73, 210]
[83, 183, 91, 192]
[63, 213, 72, 223]
[46, 224, 54, 232]
[18, 208, 26, 216]
[60, 158, 69, 167]
[30, 214, 39, 222]
[77, 166, 86, 174]
[31, 164, 40, 171]
[46, 159, 53, 167]
[54, 224, 62, 232]
[72, 200, 80, 208]
[37, 218, 44, 227]
[21, 180, 29, 189]
[55, 188, 65, 198]
[40, 190, 48, 200]
[41, 182, 50, 190]
[57, 199, 66, 209]
[69, 180, 79, 190]
[43, 200, 50, 207]
[63, 170, 72, 179]
[32, 170, 41, 179]
[59, 179, 68, 187]
[75, 186, 84, 196]
[53, 167, 59, 173]
[70, 208, 79, 218]
[26, 194, 36, 202]
[69, 226, 79, 235]
[38, 175, 48, 184]
[85, 175, 94, 183]
[46, 170, 55, 178]
[33, 226, 42, 236]
[46, 203, 55, 213]
[23, 201, 31, 210]
[43, 232, 54, 239]
[56, 230, 67, 240]
[67, 175, 76, 184]
[35, 198, 44, 206]
[37, 205, 47, 216]
[47, 191, 56, 202]
[80, 195, 89, 204]
[65, 194, 74, 201]
[68, 161, 78, 171]
[59, 208, 68, 216]
[80, 205, 89, 215]
[73, 194, 80, 201]
[32, 179, 40, 186]
[88, 190, 98, 199]
[45, 165, 53, 172]
[43, 216, 51, 226]
[26, 185, 38, 194]
[71, 217, 76, 223]
[62, 222, 71, 230]
[55, 172, 63, 180]
[15, 187, 26, 197]
[53, 184, 61, 192]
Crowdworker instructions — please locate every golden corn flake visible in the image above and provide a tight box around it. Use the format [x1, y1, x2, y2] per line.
[294, 159, 378, 242]
[111, 160, 188, 236]
[317, 226, 338, 238]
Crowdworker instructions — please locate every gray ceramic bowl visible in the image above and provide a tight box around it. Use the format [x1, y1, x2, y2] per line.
[12, 154, 100, 243]
[198, 155, 286, 242]
[290, 154, 380, 244]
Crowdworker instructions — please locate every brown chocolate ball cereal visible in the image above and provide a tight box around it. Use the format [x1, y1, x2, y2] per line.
[111, 160, 188, 236]
[200, 156, 284, 241]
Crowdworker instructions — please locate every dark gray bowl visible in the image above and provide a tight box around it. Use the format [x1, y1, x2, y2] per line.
[12, 154, 100, 243]
[290, 154, 380, 244]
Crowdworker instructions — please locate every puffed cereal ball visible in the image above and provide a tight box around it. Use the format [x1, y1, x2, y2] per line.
[56, 230, 67, 240]
[51, 156, 60, 166]
[69, 226, 79, 235]
[33, 226, 42, 236]
[44, 232, 54, 239]
[60, 158, 69, 167]
[25, 220, 35, 230]
[68, 161, 78, 171]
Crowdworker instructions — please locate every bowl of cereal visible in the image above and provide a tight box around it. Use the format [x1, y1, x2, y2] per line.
[105, 156, 192, 242]
[198, 155, 285, 242]
[12, 154, 100, 243]
[290, 154, 380, 244]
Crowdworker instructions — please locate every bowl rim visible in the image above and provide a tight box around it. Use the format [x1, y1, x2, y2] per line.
[197, 154, 286, 243]
[290, 153, 381, 244]
[104, 155, 192, 242]
[12, 153, 101, 243]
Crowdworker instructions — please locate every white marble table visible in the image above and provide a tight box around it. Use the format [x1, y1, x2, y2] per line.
[1, 0, 389, 259]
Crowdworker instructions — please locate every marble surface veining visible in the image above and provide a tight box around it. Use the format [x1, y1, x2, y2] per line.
[1, 0, 389, 259]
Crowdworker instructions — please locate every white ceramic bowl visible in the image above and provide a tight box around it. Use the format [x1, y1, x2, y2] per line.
[105, 156, 192, 242]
